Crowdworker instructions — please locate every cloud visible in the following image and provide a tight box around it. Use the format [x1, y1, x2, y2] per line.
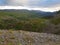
[0, 0, 60, 11]
[0, 6, 60, 12]
[27, 0, 60, 8]
[0, 0, 60, 7]
[4, 0, 28, 6]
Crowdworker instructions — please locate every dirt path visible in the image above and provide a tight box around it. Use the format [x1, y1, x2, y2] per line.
[0, 30, 60, 45]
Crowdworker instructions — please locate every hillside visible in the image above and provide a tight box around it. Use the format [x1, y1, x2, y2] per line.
[51, 10, 60, 25]
[0, 9, 54, 19]
[0, 30, 60, 45]
[0, 9, 53, 29]
[0, 9, 60, 34]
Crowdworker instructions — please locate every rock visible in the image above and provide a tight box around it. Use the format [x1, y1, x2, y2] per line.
[0, 30, 60, 45]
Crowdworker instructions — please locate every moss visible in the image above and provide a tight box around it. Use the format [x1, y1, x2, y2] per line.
[8, 42, 13, 45]
[18, 43, 22, 45]
[9, 36, 16, 39]
[0, 38, 4, 42]
[0, 31, 2, 34]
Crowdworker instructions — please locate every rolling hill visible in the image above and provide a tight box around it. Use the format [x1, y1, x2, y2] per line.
[0, 9, 60, 34]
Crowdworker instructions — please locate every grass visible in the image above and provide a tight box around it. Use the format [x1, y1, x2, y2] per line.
[0, 11, 48, 32]
[50, 18, 60, 25]
[0, 10, 60, 34]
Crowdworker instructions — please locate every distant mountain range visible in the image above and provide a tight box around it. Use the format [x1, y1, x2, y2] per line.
[0, 9, 56, 17]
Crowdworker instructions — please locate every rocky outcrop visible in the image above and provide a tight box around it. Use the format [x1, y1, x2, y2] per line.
[0, 30, 60, 45]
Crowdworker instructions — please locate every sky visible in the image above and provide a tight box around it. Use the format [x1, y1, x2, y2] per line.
[0, 0, 60, 12]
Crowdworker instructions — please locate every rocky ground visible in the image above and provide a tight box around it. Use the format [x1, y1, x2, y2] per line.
[0, 30, 60, 45]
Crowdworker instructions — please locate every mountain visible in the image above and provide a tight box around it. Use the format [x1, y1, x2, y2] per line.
[0, 9, 60, 34]
[0, 9, 55, 18]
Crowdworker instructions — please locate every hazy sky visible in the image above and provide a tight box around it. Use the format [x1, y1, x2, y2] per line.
[0, 0, 60, 12]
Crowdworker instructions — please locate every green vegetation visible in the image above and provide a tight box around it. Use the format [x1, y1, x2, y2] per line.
[50, 17, 60, 25]
[0, 10, 60, 34]
[50, 11, 60, 25]
[0, 10, 48, 32]
[8, 42, 13, 45]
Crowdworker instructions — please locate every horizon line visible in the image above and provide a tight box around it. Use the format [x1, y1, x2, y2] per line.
[0, 6, 60, 12]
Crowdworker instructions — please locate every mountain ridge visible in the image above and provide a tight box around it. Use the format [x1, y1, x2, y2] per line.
[0, 9, 55, 17]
